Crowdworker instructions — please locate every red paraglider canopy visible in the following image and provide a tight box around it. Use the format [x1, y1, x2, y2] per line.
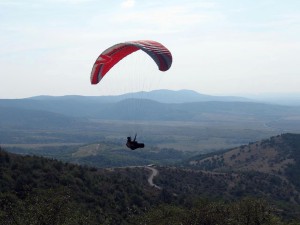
[90, 40, 172, 84]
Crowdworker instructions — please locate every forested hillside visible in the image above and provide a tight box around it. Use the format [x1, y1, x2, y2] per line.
[0, 147, 156, 224]
[1, 134, 300, 224]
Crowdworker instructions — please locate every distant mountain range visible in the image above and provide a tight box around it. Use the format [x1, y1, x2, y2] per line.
[1, 89, 251, 118]
[0, 89, 300, 131]
[29, 89, 251, 103]
[244, 92, 300, 106]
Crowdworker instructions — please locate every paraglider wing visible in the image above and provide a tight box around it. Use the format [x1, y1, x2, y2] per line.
[90, 40, 172, 84]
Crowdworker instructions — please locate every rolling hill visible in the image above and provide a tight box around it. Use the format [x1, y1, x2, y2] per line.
[1, 90, 300, 123]
[0, 106, 82, 129]
[187, 133, 300, 192]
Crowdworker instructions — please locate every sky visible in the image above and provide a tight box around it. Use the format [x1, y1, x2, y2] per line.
[0, 0, 300, 98]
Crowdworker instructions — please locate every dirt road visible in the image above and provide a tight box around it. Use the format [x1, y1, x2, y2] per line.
[145, 166, 162, 190]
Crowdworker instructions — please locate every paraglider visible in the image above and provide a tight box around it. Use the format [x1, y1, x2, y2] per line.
[90, 40, 172, 150]
[126, 134, 145, 150]
[90, 40, 172, 84]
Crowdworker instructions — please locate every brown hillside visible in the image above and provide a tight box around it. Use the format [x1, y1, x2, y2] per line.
[189, 134, 295, 176]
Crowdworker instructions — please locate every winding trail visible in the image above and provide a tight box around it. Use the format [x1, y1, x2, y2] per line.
[106, 165, 162, 189]
[145, 166, 162, 190]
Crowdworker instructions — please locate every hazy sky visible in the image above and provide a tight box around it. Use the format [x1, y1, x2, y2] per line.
[1, 0, 300, 98]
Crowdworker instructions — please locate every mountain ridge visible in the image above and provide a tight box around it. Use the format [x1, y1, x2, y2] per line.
[28, 89, 251, 103]
[1, 90, 300, 133]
